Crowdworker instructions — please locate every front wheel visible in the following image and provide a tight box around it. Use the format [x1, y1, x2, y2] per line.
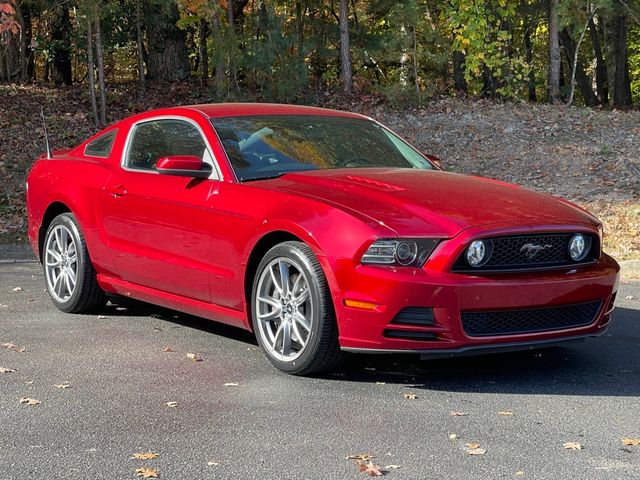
[251, 241, 342, 375]
[43, 213, 106, 313]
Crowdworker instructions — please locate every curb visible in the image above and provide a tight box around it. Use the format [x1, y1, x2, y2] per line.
[0, 244, 37, 263]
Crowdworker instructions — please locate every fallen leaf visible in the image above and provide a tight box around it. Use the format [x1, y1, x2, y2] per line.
[498, 411, 514, 416]
[356, 460, 384, 477]
[135, 467, 159, 478]
[450, 411, 469, 416]
[54, 383, 71, 389]
[466, 444, 487, 455]
[403, 393, 418, 400]
[1, 342, 16, 349]
[0, 367, 16, 373]
[131, 452, 159, 460]
[186, 353, 203, 362]
[223, 382, 239, 386]
[622, 438, 640, 446]
[162, 346, 174, 353]
[563, 442, 582, 450]
[164, 401, 179, 408]
[347, 453, 374, 462]
[19, 397, 41, 406]
[11, 287, 22, 292]
[15, 347, 26, 353]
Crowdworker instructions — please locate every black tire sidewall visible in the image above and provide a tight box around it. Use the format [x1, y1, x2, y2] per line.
[251, 242, 333, 374]
[44, 213, 88, 313]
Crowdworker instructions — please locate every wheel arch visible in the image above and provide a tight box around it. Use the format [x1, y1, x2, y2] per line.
[243, 229, 341, 334]
[38, 202, 71, 263]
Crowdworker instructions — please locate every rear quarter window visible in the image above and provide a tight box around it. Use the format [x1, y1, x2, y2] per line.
[84, 130, 118, 157]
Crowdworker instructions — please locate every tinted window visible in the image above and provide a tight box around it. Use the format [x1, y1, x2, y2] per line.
[210, 115, 433, 181]
[85, 130, 117, 157]
[126, 119, 207, 170]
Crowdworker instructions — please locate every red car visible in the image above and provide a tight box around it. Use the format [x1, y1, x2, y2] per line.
[26, 103, 619, 374]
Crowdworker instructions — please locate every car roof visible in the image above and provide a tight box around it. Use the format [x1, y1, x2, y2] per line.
[181, 103, 370, 120]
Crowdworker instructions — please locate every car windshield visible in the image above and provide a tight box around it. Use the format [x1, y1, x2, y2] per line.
[210, 115, 434, 182]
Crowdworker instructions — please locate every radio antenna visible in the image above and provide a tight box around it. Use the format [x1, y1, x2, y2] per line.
[40, 107, 52, 158]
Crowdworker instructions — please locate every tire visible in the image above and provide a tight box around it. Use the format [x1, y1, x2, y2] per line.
[43, 213, 107, 313]
[251, 241, 342, 375]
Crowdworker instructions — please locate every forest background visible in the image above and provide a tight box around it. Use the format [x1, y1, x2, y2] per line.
[0, 0, 639, 265]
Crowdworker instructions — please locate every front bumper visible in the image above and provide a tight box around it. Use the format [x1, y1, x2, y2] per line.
[333, 253, 619, 353]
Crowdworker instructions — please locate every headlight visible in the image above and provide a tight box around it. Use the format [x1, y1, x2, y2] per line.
[568, 233, 591, 261]
[361, 239, 439, 267]
[466, 239, 492, 267]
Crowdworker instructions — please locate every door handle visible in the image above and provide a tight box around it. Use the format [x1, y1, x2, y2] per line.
[106, 184, 127, 197]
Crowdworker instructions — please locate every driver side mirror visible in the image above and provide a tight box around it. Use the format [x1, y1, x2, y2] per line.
[156, 156, 212, 178]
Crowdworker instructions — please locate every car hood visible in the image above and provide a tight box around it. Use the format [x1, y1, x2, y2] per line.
[257, 168, 599, 237]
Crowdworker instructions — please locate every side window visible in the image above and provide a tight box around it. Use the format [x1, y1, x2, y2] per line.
[126, 119, 208, 171]
[85, 129, 117, 157]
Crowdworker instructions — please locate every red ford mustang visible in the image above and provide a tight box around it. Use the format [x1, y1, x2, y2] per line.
[26, 103, 619, 374]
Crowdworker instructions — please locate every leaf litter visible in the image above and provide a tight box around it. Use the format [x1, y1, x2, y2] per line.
[131, 452, 159, 460]
[135, 467, 159, 478]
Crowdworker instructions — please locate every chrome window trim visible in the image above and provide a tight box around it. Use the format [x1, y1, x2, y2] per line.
[121, 115, 222, 180]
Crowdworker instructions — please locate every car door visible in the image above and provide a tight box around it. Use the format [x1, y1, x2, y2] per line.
[102, 116, 221, 303]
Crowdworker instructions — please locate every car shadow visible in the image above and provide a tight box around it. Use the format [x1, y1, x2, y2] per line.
[101, 298, 639, 397]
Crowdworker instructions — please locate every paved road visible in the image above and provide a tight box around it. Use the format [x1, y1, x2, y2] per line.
[1, 259, 639, 480]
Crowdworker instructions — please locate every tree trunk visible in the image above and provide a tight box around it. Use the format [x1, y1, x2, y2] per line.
[144, 0, 190, 81]
[612, 15, 631, 107]
[198, 18, 208, 82]
[50, 1, 73, 85]
[548, 0, 560, 102]
[86, 20, 99, 126]
[588, 17, 608, 105]
[560, 28, 599, 106]
[94, 16, 107, 126]
[452, 50, 467, 93]
[226, 1, 239, 91]
[211, 4, 226, 98]
[136, 0, 146, 95]
[338, 0, 352, 94]
[523, 17, 537, 102]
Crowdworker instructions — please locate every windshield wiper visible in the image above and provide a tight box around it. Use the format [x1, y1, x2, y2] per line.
[240, 172, 287, 182]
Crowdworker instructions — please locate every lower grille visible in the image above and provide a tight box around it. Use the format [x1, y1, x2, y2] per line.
[461, 301, 602, 337]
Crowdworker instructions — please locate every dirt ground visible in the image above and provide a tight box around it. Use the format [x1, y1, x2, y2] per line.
[1, 84, 638, 259]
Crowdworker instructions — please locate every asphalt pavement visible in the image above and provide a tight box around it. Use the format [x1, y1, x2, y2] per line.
[1, 256, 639, 479]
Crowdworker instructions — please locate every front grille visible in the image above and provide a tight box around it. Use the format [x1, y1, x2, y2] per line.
[461, 301, 602, 337]
[453, 233, 598, 272]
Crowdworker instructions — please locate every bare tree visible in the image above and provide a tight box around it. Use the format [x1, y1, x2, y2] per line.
[135, 0, 145, 95]
[94, 14, 106, 125]
[548, 0, 560, 102]
[86, 18, 98, 126]
[338, 0, 352, 94]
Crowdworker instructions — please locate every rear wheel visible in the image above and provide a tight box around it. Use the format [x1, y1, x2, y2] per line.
[43, 213, 106, 313]
[251, 241, 342, 375]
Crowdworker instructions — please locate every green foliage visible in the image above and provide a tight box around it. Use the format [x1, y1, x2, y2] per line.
[445, 0, 530, 98]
